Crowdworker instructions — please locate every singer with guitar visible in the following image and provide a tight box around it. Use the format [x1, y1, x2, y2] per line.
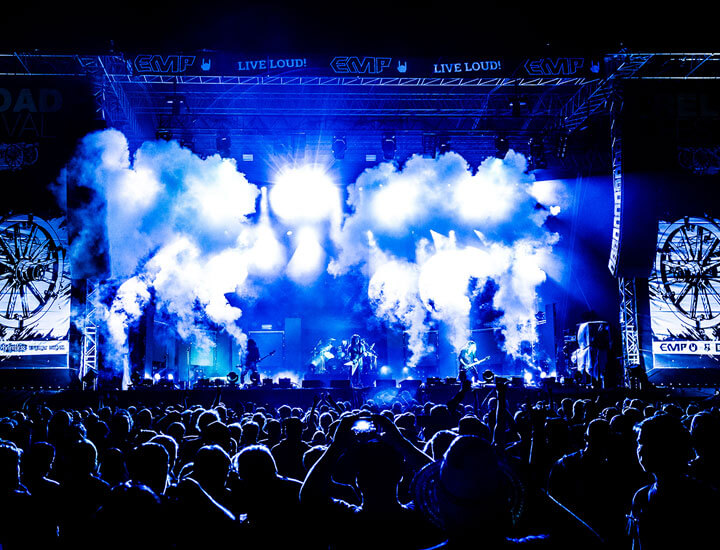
[457, 340, 489, 384]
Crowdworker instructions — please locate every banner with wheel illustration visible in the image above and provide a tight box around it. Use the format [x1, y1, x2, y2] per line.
[648, 217, 720, 368]
[0, 78, 97, 372]
[0, 215, 70, 355]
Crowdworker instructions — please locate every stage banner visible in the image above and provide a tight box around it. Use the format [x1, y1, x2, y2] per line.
[128, 52, 600, 79]
[0, 78, 97, 368]
[648, 217, 720, 368]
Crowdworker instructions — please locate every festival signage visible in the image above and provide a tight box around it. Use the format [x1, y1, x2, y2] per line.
[128, 52, 596, 79]
[0, 78, 96, 368]
[523, 57, 588, 76]
[648, 217, 720, 368]
[431, 60, 503, 75]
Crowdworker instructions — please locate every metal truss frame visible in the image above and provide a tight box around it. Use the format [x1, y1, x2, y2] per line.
[107, 74, 592, 87]
[619, 276, 641, 368]
[80, 279, 99, 389]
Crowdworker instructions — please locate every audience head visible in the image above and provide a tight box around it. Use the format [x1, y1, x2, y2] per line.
[0, 440, 22, 490]
[192, 444, 231, 496]
[166, 421, 186, 444]
[23, 441, 55, 479]
[67, 438, 99, 478]
[414, 436, 522, 540]
[127, 442, 169, 495]
[636, 413, 691, 478]
[233, 444, 277, 483]
[691, 411, 720, 459]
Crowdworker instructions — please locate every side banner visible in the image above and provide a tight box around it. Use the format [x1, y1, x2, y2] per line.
[649, 217, 720, 368]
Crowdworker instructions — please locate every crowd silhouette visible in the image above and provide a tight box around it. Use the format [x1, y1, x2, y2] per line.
[0, 381, 718, 549]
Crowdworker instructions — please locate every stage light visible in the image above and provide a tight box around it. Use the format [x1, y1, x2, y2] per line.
[164, 94, 185, 115]
[494, 135, 509, 158]
[402, 367, 409, 374]
[227, 372, 239, 386]
[144, 372, 152, 380]
[482, 369, 495, 383]
[270, 166, 341, 224]
[287, 227, 325, 283]
[382, 135, 396, 160]
[168, 373, 174, 381]
[380, 366, 391, 376]
[556, 132, 568, 159]
[438, 136, 451, 155]
[332, 136, 347, 159]
[509, 96, 527, 116]
[524, 371, 533, 384]
[422, 134, 437, 158]
[216, 132, 231, 157]
[155, 128, 172, 141]
[528, 137, 546, 169]
[154, 373, 161, 382]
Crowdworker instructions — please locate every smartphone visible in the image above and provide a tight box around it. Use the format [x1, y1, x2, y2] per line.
[351, 419, 377, 439]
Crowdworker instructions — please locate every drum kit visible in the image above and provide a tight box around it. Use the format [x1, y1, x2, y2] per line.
[308, 337, 377, 378]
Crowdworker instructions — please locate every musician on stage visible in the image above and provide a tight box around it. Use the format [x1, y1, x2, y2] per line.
[458, 340, 480, 384]
[347, 334, 365, 388]
[241, 338, 261, 386]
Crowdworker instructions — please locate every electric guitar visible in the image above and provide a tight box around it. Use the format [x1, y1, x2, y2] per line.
[236, 350, 276, 371]
[460, 355, 491, 369]
[344, 356, 362, 376]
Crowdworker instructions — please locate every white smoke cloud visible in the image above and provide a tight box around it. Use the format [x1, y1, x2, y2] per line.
[64, 129, 563, 374]
[64, 130, 263, 370]
[330, 151, 563, 360]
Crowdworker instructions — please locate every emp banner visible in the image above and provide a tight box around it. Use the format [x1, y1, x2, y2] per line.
[648, 217, 720, 368]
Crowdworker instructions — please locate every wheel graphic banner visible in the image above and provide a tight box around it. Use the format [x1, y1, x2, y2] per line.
[649, 217, 720, 367]
[0, 215, 71, 356]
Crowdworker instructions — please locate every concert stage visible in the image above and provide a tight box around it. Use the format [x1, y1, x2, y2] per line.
[2, 53, 720, 393]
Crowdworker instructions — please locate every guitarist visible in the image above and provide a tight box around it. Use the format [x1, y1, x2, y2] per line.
[457, 340, 483, 384]
[240, 338, 261, 386]
[346, 334, 365, 388]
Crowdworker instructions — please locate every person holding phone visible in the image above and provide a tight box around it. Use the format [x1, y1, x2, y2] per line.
[300, 413, 441, 550]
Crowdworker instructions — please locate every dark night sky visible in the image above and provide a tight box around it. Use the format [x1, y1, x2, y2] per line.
[1, 2, 713, 55]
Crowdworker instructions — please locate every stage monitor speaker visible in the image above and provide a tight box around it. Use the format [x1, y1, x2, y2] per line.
[278, 378, 292, 389]
[511, 377, 525, 388]
[330, 379, 351, 389]
[302, 379, 324, 389]
[399, 379, 422, 392]
[375, 379, 396, 389]
[262, 378, 273, 387]
[445, 377, 458, 385]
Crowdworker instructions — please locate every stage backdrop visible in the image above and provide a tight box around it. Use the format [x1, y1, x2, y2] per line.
[0, 78, 97, 375]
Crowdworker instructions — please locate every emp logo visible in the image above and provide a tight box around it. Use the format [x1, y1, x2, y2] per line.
[524, 58, 585, 76]
[330, 57, 392, 74]
[134, 55, 197, 74]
